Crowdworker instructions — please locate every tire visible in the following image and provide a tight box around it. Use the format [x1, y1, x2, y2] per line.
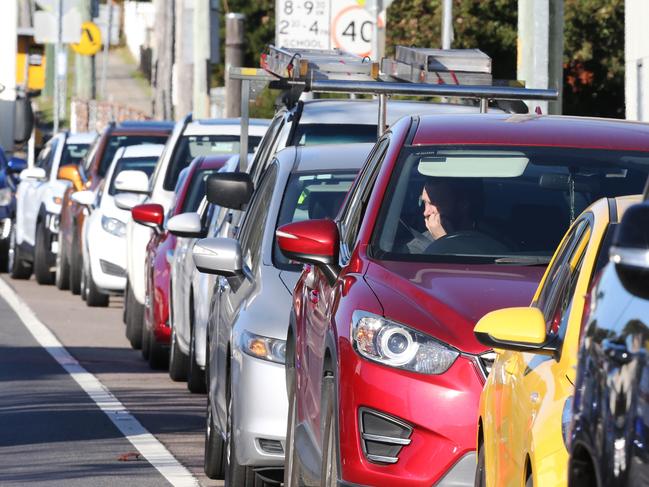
[9, 224, 32, 279]
[320, 375, 338, 487]
[141, 322, 151, 360]
[55, 242, 70, 290]
[0, 237, 9, 272]
[80, 264, 88, 301]
[69, 230, 82, 295]
[122, 281, 129, 325]
[204, 393, 226, 479]
[126, 285, 144, 349]
[85, 268, 109, 307]
[169, 325, 189, 381]
[34, 222, 55, 285]
[284, 359, 302, 487]
[225, 381, 259, 487]
[148, 329, 169, 369]
[187, 312, 206, 393]
[526, 474, 533, 487]
[475, 442, 486, 487]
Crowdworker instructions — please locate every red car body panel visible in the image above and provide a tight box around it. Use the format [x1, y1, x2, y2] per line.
[287, 114, 649, 486]
[144, 155, 230, 345]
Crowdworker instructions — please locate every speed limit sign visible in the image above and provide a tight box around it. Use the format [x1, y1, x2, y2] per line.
[331, 3, 381, 57]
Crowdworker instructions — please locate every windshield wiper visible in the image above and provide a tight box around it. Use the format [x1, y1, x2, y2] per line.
[494, 256, 552, 265]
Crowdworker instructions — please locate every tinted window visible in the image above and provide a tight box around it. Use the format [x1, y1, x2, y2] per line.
[163, 135, 262, 190]
[99, 134, 168, 178]
[370, 146, 649, 264]
[60, 143, 90, 167]
[274, 170, 357, 269]
[292, 124, 377, 146]
[181, 168, 220, 213]
[108, 157, 158, 196]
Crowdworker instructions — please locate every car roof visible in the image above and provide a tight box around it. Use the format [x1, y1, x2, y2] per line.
[298, 99, 484, 125]
[67, 132, 97, 144]
[275, 143, 373, 173]
[184, 118, 270, 137]
[110, 120, 174, 135]
[412, 113, 649, 151]
[117, 144, 166, 159]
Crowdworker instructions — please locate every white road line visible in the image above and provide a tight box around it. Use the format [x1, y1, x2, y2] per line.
[0, 278, 200, 487]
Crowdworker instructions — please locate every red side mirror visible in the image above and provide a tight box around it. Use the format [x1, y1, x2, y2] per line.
[132, 203, 164, 229]
[276, 219, 339, 267]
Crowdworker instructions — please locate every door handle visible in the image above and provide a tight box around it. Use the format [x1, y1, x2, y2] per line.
[309, 289, 319, 304]
[602, 339, 632, 365]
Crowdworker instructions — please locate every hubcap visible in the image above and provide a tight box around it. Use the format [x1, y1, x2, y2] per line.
[8, 228, 15, 272]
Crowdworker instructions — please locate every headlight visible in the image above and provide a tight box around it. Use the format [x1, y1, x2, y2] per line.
[0, 188, 12, 206]
[352, 310, 459, 375]
[101, 216, 126, 237]
[562, 395, 574, 448]
[240, 330, 286, 364]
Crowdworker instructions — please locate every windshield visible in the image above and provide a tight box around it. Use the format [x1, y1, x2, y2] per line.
[292, 124, 377, 146]
[370, 145, 649, 265]
[108, 157, 159, 196]
[274, 171, 358, 269]
[163, 135, 262, 190]
[181, 168, 221, 213]
[99, 134, 167, 178]
[61, 143, 90, 167]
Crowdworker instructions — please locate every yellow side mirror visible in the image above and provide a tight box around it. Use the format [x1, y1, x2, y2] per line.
[474, 307, 555, 355]
[57, 165, 84, 192]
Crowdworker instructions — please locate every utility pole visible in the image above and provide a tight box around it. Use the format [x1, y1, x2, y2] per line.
[225, 13, 244, 118]
[518, 0, 564, 114]
[153, 0, 174, 120]
[193, 0, 210, 118]
[174, 0, 193, 118]
[441, 0, 453, 49]
[100, 0, 114, 99]
[54, 0, 64, 132]
[75, 0, 94, 100]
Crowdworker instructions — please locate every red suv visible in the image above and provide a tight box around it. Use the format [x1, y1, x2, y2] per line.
[277, 114, 649, 486]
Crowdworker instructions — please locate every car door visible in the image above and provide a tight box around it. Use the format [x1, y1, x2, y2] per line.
[214, 164, 279, 430]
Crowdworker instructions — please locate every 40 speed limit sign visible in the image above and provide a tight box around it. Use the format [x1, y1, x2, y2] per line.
[275, 0, 385, 57]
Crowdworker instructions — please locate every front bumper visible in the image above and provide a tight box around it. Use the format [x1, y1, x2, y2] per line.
[338, 339, 483, 487]
[231, 348, 288, 467]
[88, 223, 127, 292]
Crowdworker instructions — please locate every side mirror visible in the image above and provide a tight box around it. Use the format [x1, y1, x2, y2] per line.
[132, 203, 164, 230]
[114, 170, 150, 194]
[167, 212, 204, 238]
[276, 219, 340, 284]
[206, 173, 253, 210]
[610, 202, 649, 297]
[19, 167, 46, 181]
[474, 307, 555, 355]
[57, 165, 84, 191]
[114, 192, 141, 211]
[7, 157, 27, 174]
[71, 190, 96, 207]
[192, 237, 242, 276]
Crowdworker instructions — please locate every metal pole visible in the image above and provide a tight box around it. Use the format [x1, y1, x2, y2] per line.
[479, 98, 488, 113]
[225, 13, 245, 117]
[100, 0, 114, 99]
[54, 0, 63, 132]
[239, 79, 250, 172]
[371, 0, 383, 60]
[76, 0, 94, 100]
[441, 0, 453, 49]
[378, 93, 387, 137]
[193, 0, 211, 118]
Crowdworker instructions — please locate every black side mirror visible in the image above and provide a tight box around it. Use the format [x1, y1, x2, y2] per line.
[610, 202, 649, 297]
[206, 173, 253, 210]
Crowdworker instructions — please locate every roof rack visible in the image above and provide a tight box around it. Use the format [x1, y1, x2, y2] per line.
[230, 46, 559, 170]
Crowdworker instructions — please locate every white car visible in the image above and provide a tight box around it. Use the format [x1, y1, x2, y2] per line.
[12, 131, 96, 283]
[77, 144, 164, 306]
[119, 116, 270, 350]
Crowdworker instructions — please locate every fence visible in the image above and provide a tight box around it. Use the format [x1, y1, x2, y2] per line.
[70, 98, 150, 133]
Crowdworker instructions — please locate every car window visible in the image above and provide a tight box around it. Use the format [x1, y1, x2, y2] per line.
[60, 143, 91, 167]
[180, 168, 221, 213]
[98, 134, 168, 178]
[339, 138, 389, 262]
[249, 113, 286, 185]
[238, 164, 278, 272]
[108, 156, 159, 196]
[163, 134, 262, 191]
[370, 145, 649, 264]
[274, 170, 358, 269]
[36, 139, 54, 171]
[292, 124, 378, 146]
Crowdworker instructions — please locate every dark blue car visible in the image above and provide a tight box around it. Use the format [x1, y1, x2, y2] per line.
[569, 180, 649, 487]
[0, 147, 27, 270]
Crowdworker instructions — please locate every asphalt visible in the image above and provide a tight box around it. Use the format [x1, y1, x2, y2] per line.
[0, 275, 223, 486]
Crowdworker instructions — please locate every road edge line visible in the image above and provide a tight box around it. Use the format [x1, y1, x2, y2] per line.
[0, 277, 201, 487]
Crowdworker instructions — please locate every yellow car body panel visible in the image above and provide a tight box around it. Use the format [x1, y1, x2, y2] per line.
[478, 195, 641, 487]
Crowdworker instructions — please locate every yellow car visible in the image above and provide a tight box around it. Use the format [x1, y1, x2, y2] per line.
[473, 195, 641, 487]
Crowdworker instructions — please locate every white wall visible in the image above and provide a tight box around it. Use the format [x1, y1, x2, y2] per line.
[0, 0, 17, 152]
[123, 0, 156, 63]
[625, 0, 649, 121]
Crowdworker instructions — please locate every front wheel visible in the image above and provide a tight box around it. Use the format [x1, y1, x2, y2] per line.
[34, 222, 55, 285]
[187, 322, 206, 393]
[204, 393, 226, 479]
[169, 326, 188, 381]
[320, 375, 338, 487]
[475, 442, 486, 487]
[148, 329, 169, 369]
[85, 267, 109, 307]
[126, 285, 144, 349]
[69, 230, 82, 295]
[55, 243, 70, 290]
[225, 383, 259, 487]
[9, 225, 32, 279]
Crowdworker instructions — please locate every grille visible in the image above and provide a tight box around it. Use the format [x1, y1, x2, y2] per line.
[359, 408, 412, 464]
[477, 351, 497, 379]
[100, 259, 126, 277]
[258, 438, 284, 455]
